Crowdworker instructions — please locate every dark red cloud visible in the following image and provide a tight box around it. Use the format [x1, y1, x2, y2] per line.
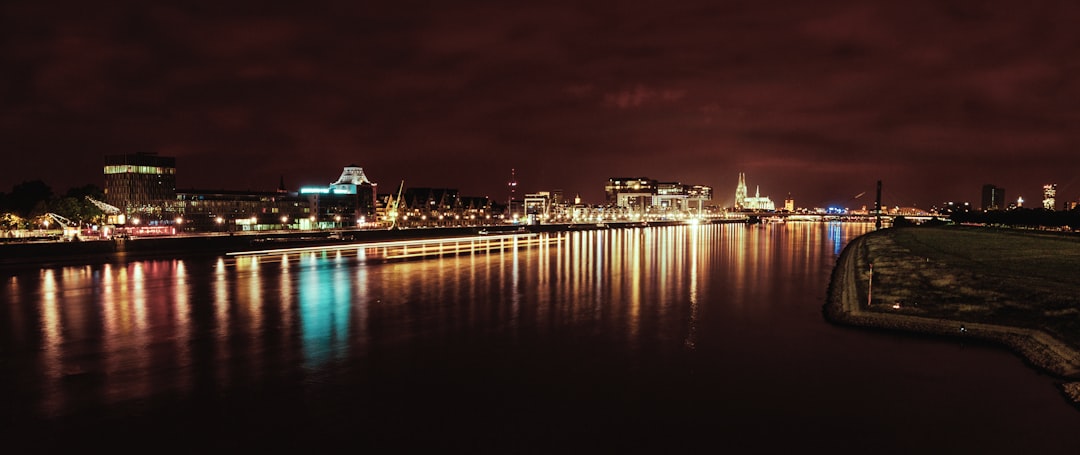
[3, 0, 1079, 209]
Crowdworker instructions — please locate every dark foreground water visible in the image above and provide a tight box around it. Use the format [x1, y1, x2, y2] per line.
[2, 223, 1079, 454]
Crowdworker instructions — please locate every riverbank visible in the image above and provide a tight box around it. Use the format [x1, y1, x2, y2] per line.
[0, 219, 734, 270]
[825, 226, 1080, 408]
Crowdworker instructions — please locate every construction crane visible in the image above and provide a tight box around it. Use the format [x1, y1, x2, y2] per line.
[85, 196, 121, 214]
[387, 180, 405, 230]
[44, 212, 80, 240]
[45, 212, 75, 227]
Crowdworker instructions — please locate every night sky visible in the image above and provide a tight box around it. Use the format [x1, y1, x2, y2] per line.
[3, 0, 1079, 209]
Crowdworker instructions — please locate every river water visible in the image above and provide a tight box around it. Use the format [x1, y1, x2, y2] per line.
[2, 222, 1078, 453]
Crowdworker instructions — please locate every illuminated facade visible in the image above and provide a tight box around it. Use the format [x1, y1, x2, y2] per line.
[103, 153, 177, 219]
[176, 189, 311, 231]
[1043, 183, 1057, 210]
[735, 173, 774, 211]
[606, 177, 711, 211]
[300, 165, 379, 224]
[981, 184, 1005, 211]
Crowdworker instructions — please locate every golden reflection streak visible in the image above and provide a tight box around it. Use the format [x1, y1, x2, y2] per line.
[628, 229, 641, 342]
[510, 238, 521, 332]
[279, 254, 295, 367]
[685, 226, 699, 351]
[173, 260, 192, 396]
[608, 231, 622, 336]
[353, 263, 369, 358]
[120, 262, 150, 403]
[39, 269, 63, 415]
[245, 256, 264, 378]
[101, 263, 126, 404]
[214, 257, 231, 388]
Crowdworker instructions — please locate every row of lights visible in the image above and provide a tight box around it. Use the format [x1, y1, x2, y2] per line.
[173, 215, 370, 225]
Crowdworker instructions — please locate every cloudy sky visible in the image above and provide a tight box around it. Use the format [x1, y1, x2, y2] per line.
[3, 0, 1078, 209]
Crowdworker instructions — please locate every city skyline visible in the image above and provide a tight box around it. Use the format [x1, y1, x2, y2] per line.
[3, 1, 1079, 208]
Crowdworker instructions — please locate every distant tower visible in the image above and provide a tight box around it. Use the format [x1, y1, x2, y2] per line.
[1043, 184, 1057, 210]
[508, 168, 518, 217]
[875, 180, 882, 229]
[981, 184, 1005, 211]
[784, 193, 794, 212]
[735, 172, 748, 209]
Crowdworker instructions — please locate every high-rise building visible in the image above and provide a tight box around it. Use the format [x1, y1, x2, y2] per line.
[981, 184, 1005, 211]
[1043, 183, 1057, 210]
[103, 152, 177, 219]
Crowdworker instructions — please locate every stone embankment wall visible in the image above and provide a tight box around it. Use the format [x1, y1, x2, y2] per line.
[825, 233, 1080, 407]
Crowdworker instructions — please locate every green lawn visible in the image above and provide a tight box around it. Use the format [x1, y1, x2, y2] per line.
[859, 225, 1080, 347]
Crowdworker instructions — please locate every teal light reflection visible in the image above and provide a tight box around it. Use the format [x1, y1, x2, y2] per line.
[299, 258, 352, 370]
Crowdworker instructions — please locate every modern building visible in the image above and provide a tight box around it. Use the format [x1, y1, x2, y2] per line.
[606, 177, 657, 210]
[523, 192, 552, 223]
[735, 173, 774, 211]
[981, 184, 1005, 211]
[605, 177, 712, 213]
[1043, 183, 1057, 210]
[103, 152, 177, 220]
[176, 189, 312, 231]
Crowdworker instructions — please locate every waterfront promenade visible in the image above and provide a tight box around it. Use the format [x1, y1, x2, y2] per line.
[826, 227, 1080, 407]
[0, 219, 723, 269]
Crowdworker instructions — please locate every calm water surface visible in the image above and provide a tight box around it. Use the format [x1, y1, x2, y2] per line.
[2, 223, 1079, 453]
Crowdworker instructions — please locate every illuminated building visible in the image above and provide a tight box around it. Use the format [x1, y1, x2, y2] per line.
[735, 173, 774, 211]
[382, 186, 491, 227]
[605, 177, 712, 212]
[606, 177, 657, 210]
[735, 173, 748, 209]
[103, 152, 177, 219]
[299, 165, 379, 225]
[524, 192, 551, 223]
[1043, 183, 1057, 210]
[176, 189, 311, 231]
[784, 193, 795, 212]
[981, 184, 1005, 211]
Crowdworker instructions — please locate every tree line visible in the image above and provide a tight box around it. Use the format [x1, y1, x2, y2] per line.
[0, 180, 105, 231]
[895, 207, 1080, 230]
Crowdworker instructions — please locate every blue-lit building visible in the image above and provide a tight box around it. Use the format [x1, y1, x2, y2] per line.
[300, 165, 379, 226]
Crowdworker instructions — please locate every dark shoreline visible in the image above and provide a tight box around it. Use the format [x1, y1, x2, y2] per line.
[824, 231, 1080, 410]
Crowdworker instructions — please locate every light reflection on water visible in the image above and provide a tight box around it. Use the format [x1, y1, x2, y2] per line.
[6, 223, 863, 414]
[8, 221, 1080, 452]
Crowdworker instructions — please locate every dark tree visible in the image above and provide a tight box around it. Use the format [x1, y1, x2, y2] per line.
[5, 180, 53, 218]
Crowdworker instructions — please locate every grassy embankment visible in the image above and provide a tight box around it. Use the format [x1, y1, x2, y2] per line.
[826, 225, 1080, 406]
